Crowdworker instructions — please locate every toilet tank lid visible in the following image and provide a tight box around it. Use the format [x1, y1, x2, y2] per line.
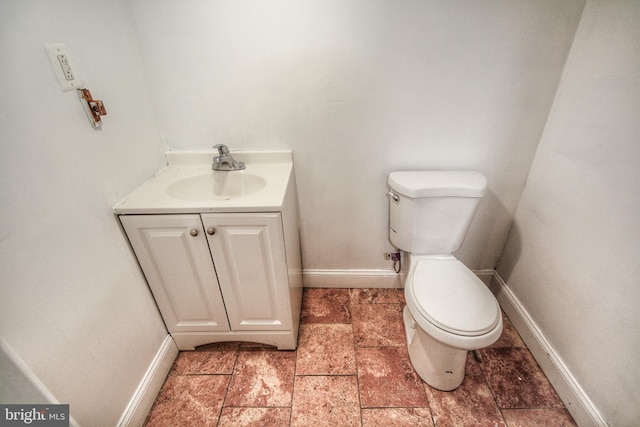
[388, 171, 487, 198]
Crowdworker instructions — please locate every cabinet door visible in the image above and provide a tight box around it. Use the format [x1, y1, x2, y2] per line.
[120, 215, 230, 333]
[202, 213, 291, 331]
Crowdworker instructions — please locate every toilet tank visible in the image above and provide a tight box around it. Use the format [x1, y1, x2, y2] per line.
[388, 171, 487, 254]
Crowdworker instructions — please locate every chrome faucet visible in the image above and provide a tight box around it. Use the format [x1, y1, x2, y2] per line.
[212, 144, 245, 171]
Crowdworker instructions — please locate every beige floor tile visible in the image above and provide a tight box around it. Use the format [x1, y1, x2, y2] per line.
[351, 303, 405, 347]
[172, 346, 237, 375]
[218, 407, 291, 426]
[350, 288, 404, 304]
[291, 375, 360, 427]
[502, 408, 577, 427]
[488, 312, 526, 349]
[296, 323, 356, 375]
[357, 346, 428, 407]
[425, 375, 506, 427]
[225, 349, 296, 407]
[300, 288, 351, 323]
[145, 375, 229, 427]
[479, 347, 564, 409]
[361, 407, 434, 426]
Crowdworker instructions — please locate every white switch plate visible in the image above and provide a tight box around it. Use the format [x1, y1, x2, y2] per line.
[45, 43, 82, 91]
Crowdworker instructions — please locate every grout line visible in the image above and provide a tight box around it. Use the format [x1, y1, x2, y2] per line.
[350, 293, 365, 426]
[216, 346, 239, 427]
[476, 349, 508, 426]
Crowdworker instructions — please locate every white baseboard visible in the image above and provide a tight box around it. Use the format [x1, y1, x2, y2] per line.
[117, 335, 178, 427]
[301, 268, 494, 289]
[302, 269, 405, 288]
[491, 272, 607, 427]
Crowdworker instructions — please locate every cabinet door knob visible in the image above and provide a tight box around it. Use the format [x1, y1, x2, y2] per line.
[207, 227, 216, 235]
[189, 229, 198, 237]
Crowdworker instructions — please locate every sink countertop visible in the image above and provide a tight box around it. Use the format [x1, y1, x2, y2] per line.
[113, 151, 293, 214]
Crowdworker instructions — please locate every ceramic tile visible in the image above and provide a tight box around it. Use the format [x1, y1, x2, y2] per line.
[489, 312, 526, 349]
[296, 323, 356, 375]
[479, 347, 564, 409]
[300, 288, 351, 324]
[425, 375, 506, 427]
[225, 349, 296, 407]
[145, 288, 574, 427]
[291, 375, 361, 427]
[357, 347, 428, 407]
[172, 345, 237, 375]
[351, 303, 405, 347]
[218, 407, 291, 426]
[501, 408, 577, 426]
[350, 288, 404, 304]
[361, 408, 434, 426]
[465, 351, 482, 375]
[144, 375, 229, 427]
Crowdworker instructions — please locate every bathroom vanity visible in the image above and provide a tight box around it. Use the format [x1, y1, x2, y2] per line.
[114, 152, 302, 350]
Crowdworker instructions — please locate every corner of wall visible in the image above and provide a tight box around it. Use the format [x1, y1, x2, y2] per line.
[490, 272, 608, 427]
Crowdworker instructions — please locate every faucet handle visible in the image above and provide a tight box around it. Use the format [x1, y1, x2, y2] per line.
[213, 144, 230, 156]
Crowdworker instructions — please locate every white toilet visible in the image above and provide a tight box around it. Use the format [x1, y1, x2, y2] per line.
[388, 171, 503, 391]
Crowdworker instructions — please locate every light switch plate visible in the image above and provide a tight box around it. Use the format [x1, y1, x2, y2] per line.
[45, 43, 83, 92]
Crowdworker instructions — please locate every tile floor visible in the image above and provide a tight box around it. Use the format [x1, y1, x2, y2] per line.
[144, 288, 577, 426]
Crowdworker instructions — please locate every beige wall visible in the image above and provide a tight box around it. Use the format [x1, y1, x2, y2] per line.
[128, 0, 585, 273]
[0, 1, 168, 425]
[497, 1, 640, 425]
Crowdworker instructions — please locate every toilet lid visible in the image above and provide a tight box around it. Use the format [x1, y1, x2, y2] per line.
[408, 258, 500, 337]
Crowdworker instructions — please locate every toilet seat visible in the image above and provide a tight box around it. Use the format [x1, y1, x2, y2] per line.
[406, 257, 500, 338]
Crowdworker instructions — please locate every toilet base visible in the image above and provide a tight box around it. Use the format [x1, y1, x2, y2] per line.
[403, 306, 468, 391]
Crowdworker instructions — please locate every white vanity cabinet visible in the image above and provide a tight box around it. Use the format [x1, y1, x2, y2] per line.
[120, 211, 301, 350]
[202, 213, 291, 332]
[120, 214, 231, 334]
[114, 151, 302, 351]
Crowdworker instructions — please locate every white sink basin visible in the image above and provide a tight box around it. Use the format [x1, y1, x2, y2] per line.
[166, 172, 266, 201]
[113, 151, 293, 214]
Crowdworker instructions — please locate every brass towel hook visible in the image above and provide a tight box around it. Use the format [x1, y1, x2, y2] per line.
[78, 88, 107, 129]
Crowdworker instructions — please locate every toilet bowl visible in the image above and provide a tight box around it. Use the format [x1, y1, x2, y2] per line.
[403, 254, 502, 391]
[387, 170, 503, 391]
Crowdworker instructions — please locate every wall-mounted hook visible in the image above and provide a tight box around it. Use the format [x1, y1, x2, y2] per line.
[78, 88, 106, 129]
